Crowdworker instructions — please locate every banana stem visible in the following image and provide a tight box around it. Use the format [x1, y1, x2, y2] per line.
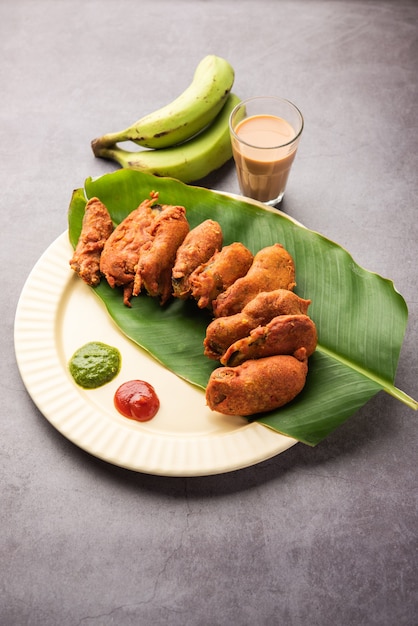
[91, 143, 133, 168]
[91, 131, 132, 154]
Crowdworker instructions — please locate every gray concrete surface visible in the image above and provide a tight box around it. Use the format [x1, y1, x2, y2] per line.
[2, 1, 417, 625]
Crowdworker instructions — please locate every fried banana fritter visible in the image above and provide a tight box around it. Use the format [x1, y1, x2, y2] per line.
[206, 354, 308, 416]
[134, 205, 190, 304]
[204, 289, 311, 360]
[220, 314, 317, 367]
[172, 219, 223, 299]
[100, 193, 162, 306]
[213, 243, 296, 318]
[189, 242, 253, 310]
[69, 197, 114, 286]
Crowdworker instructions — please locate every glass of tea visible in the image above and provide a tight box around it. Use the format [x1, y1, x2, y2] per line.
[229, 96, 304, 206]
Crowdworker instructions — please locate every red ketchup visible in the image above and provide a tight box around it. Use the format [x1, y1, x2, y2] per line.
[114, 380, 160, 422]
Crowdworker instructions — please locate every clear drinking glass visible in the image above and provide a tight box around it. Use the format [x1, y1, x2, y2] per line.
[229, 96, 304, 206]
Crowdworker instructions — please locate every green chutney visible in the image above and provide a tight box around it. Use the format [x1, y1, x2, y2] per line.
[69, 341, 121, 389]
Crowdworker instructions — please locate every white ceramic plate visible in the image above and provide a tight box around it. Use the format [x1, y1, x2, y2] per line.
[14, 232, 297, 476]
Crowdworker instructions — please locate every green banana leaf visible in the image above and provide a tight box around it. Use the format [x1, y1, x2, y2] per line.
[68, 169, 417, 446]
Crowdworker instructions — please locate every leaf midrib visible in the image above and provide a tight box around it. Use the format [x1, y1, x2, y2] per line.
[317, 343, 418, 410]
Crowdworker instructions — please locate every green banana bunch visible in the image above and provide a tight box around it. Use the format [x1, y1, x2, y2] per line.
[91, 55, 235, 151]
[92, 93, 241, 183]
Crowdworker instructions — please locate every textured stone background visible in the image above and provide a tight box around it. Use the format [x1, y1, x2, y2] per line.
[2, 1, 417, 624]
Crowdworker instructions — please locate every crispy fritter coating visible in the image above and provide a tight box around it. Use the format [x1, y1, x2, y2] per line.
[100, 192, 162, 305]
[213, 243, 296, 318]
[189, 242, 253, 310]
[172, 219, 223, 299]
[220, 314, 317, 367]
[69, 197, 114, 286]
[134, 205, 190, 304]
[204, 289, 311, 360]
[206, 354, 308, 416]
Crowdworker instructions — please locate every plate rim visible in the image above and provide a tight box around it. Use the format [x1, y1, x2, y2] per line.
[14, 230, 297, 477]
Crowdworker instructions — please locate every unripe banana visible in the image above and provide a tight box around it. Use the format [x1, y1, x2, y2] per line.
[91, 55, 235, 151]
[92, 93, 241, 183]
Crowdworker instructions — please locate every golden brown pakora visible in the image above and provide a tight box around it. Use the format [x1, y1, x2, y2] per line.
[220, 314, 317, 367]
[213, 243, 296, 318]
[99, 192, 162, 306]
[69, 197, 114, 286]
[172, 219, 223, 299]
[189, 242, 254, 310]
[134, 204, 190, 304]
[204, 289, 311, 360]
[206, 354, 308, 416]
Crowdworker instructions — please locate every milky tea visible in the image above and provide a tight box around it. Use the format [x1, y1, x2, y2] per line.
[229, 97, 303, 205]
